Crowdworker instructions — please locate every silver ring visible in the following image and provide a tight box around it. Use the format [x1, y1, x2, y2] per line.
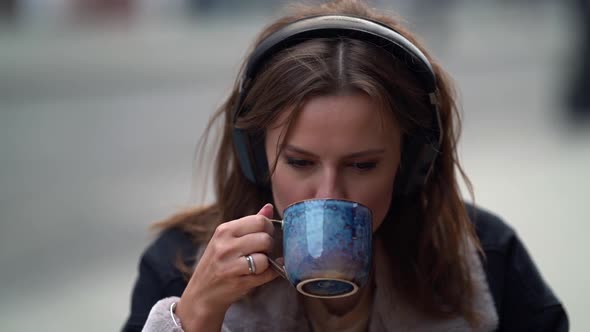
[245, 254, 256, 275]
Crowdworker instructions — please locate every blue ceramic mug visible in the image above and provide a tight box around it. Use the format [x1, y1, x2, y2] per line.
[268, 199, 373, 298]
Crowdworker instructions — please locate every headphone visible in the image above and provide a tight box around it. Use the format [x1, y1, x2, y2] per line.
[232, 15, 443, 196]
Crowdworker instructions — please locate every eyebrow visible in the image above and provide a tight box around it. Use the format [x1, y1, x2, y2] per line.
[283, 144, 386, 159]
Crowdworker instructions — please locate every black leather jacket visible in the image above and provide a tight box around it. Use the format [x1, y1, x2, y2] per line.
[122, 205, 568, 331]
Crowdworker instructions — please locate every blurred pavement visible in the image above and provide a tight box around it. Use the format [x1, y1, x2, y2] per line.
[0, 2, 588, 331]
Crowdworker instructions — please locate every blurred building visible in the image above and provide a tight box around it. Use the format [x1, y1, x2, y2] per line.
[70, 0, 135, 19]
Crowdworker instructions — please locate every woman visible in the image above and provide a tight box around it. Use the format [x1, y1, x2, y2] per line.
[123, 1, 568, 331]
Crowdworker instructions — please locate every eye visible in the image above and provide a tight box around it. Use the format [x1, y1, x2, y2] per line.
[286, 157, 314, 168]
[350, 162, 377, 171]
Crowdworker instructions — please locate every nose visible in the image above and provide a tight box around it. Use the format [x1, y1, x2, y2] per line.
[314, 168, 346, 199]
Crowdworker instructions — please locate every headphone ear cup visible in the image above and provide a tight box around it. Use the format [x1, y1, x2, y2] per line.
[233, 128, 270, 185]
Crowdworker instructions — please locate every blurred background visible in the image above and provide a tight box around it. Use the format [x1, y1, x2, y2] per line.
[0, 0, 588, 331]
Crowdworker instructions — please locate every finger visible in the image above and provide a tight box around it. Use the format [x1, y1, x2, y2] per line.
[275, 257, 284, 266]
[229, 215, 274, 238]
[238, 253, 270, 276]
[234, 232, 275, 256]
[258, 203, 279, 236]
[257, 203, 274, 219]
[252, 203, 274, 235]
[216, 204, 274, 238]
[242, 263, 281, 287]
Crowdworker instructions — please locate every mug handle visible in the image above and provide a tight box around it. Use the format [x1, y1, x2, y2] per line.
[268, 219, 288, 280]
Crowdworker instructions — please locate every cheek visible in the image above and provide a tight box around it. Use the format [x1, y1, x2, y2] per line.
[358, 184, 393, 233]
[270, 167, 309, 218]
[352, 174, 396, 234]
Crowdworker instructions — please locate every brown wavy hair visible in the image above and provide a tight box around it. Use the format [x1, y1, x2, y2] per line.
[156, 0, 481, 326]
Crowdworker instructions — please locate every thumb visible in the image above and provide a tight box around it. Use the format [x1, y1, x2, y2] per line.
[257, 203, 274, 219]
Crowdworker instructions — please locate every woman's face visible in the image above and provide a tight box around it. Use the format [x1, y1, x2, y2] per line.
[265, 93, 402, 233]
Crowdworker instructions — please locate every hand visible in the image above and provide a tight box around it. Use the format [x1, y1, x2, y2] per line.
[175, 203, 279, 331]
